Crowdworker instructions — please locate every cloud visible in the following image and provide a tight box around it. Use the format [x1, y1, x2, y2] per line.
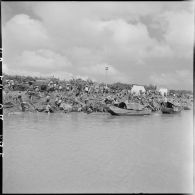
[176, 69, 191, 78]
[2, 2, 194, 90]
[150, 69, 193, 90]
[3, 14, 50, 52]
[80, 63, 129, 83]
[80, 64, 118, 76]
[4, 49, 72, 78]
[3, 66, 74, 81]
[107, 19, 152, 46]
[2, 63, 9, 74]
[162, 10, 194, 58]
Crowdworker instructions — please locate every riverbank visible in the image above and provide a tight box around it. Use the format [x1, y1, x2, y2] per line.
[3, 89, 193, 115]
[3, 74, 193, 115]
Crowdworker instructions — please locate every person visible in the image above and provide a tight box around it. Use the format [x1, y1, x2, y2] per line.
[57, 97, 62, 107]
[77, 105, 82, 112]
[35, 86, 39, 93]
[104, 97, 109, 104]
[85, 85, 89, 94]
[17, 92, 29, 111]
[7, 80, 11, 89]
[27, 82, 34, 101]
[66, 84, 70, 91]
[87, 106, 93, 114]
[55, 95, 59, 106]
[10, 80, 15, 89]
[45, 103, 53, 113]
[118, 102, 127, 109]
[46, 94, 50, 103]
[113, 97, 119, 106]
[48, 81, 53, 87]
[59, 85, 62, 92]
[164, 94, 168, 103]
[104, 85, 109, 93]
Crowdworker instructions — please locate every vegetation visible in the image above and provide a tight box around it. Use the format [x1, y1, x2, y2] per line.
[144, 84, 157, 91]
[3, 73, 193, 95]
[108, 82, 132, 90]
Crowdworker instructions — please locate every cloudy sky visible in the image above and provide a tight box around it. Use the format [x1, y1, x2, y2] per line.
[2, 1, 194, 90]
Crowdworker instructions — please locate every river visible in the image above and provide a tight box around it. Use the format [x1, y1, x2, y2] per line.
[3, 110, 193, 193]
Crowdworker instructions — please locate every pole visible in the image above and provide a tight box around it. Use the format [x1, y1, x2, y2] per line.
[105, 66, 108, 88]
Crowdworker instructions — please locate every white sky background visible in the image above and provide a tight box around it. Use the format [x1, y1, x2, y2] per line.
[2, 1, 194, 90]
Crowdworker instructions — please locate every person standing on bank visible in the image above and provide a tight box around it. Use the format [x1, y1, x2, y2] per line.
[17, 92, 29, 112]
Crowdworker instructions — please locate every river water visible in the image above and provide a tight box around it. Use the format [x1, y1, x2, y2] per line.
[3, 110, 193, 193]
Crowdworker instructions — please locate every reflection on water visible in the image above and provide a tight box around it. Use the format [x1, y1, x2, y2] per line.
[3, 111, 193, 193]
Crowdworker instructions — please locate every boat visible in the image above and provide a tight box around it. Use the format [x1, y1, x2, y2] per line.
[183, 106, 191, 110]
[161, 106, 183, 114]
[4, 102, 14, 108]
[161, 102, 183, 114]
[106, 105, 151, 116]
[182, 103, 192, 110]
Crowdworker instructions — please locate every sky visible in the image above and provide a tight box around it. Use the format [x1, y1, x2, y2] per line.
[2, 1, 194, 90]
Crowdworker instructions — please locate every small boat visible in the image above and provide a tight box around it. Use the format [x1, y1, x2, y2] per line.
[182, 103, 192, 110]
[183, 105, 191, 110]
[161, 106, 183, 114]
[161, 102, 183, 114]
[107, 105, 151, 116]
[4, 102, 14, 108]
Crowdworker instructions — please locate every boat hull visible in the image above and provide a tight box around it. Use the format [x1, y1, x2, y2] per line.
[183, 105, 191, 110]
[161, 106, 182, 114]
[107, 106, 151, 116]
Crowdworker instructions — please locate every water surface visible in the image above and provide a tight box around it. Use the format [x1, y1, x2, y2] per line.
[3, 110, 193, 193]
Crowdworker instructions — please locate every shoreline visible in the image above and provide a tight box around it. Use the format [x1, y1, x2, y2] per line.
[3, 77, 193, 116]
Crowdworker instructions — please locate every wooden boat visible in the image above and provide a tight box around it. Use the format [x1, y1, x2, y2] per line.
[4, 102, 14, 108]
[161, 102, 183, 114]
[161, 106, 183, 114]
[183, 105, 191, 110]
[107, 105, 151, 116]
[182, 103, 192, 110]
